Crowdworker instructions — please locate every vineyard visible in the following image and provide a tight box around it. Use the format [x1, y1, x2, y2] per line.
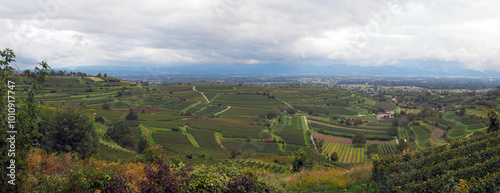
[129, 127, 142, 139]
[372, 131, 500, 192]
[221, 140, 283, 154]
[188, 129, 224, 150]
[152, 132, 201, 153]
[274, 127, 305, 145]
[321, 141, 367, 163]
[233, 159, 289, 174]
[379, 143, 397, 156]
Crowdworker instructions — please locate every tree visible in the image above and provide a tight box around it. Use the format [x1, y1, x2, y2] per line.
[365, 144, 379, 158]
[458, 106, 466, 116]
[95, 115, 105, 124]
[1, 49, 50, 192]
[353, 118, 363, 126]
[120, 134, 136, 149]
[230, 149, 238, 159]
[352, 132, 366, 147]
[392, 118, 400, 127]
[137, 137, 150, 154]
[267, 110, 279, 119]
[292, 148, 310, 172]
[307, 106, 315, 115]
[397, 141, 409, 153]
[288, 108, 296, 115]
[39, 106, 98, 158]
[106, 121, 135, 149]
[104, 73, 107, 77]
[107, 121, 132, 142]
[126, 108, 138, 120]
[329, 152, 339, 162]
[101, 103, 111, 110]
[97, 72, 102, 77]
[487, 110, 499, 133]
[387, 126, 398, 136]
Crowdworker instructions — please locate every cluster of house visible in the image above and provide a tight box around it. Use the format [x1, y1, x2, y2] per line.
[376, 111, 395, 119]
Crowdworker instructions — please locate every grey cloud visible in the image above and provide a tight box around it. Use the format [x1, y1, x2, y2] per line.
[1, 0, 499, 72]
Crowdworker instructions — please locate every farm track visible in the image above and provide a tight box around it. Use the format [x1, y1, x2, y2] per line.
[193, 86, 210, 103]
[303, 116, 319, 154]
[214, 106, 231, 116]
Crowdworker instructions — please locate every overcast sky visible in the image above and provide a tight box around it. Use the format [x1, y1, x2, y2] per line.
[1, 0, 500, 72]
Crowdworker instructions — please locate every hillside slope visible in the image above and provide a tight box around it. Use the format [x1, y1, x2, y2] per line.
[372, 130, 500, 192]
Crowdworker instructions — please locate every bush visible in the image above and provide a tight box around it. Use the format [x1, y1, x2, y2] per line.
[352, 133, 366, 147]
[137, 137, 150, 154]
[39, 106, 98, 158]
[102, 103, 111, 110]
[329, 152, 339, 162]
[292, 148, 310, 172]
[125, 109, 138, 120]
[95, 115, 105, 124]
[119, 134, 136, 149]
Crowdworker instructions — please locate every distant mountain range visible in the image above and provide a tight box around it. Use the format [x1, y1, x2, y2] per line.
[61, 64, 500, 78]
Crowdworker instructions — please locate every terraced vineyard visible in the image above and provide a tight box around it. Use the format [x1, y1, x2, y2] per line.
[379, 143, 397, 156]
[373, 131, 500, 192]
[275, 127, 305, 145]
[310, 121, 392, 141]
[221, 140, 283, 154]
[188, 129, 224, 150]
[194, 105, 227, 117]
[321, 141, 367, 163]
[130, 127, 142, 139]
[233, 159, 289, 174]
[152, 132, 201, 153]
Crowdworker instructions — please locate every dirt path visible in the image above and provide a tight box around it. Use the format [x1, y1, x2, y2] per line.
[303, 116, 319, 154]
[216, 135, 227, 150]
[193, 86, 210, 103]
[312, 132, 397, 145]
[214, 106, 231, 116]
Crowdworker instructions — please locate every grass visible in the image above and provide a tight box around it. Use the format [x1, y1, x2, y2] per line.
[96, 143, 136, 161]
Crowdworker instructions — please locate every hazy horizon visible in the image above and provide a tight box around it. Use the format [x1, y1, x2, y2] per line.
[2, 0, 500, 73]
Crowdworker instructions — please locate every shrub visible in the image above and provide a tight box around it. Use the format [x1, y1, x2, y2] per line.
[292, 148, 310, 172]
[138, 160, 192, 193]
[329, 152, 339, 162]
[137, 137, 150, 154]
[95, 115, 105, 124]
[352, 133, 366, 147]
[126, 109, 138, 120]
[102, 103, 111, 110]
[38, 106, 98, 158]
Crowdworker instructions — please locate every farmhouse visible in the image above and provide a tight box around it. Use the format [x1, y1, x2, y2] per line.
[376, 114, 393, 119]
